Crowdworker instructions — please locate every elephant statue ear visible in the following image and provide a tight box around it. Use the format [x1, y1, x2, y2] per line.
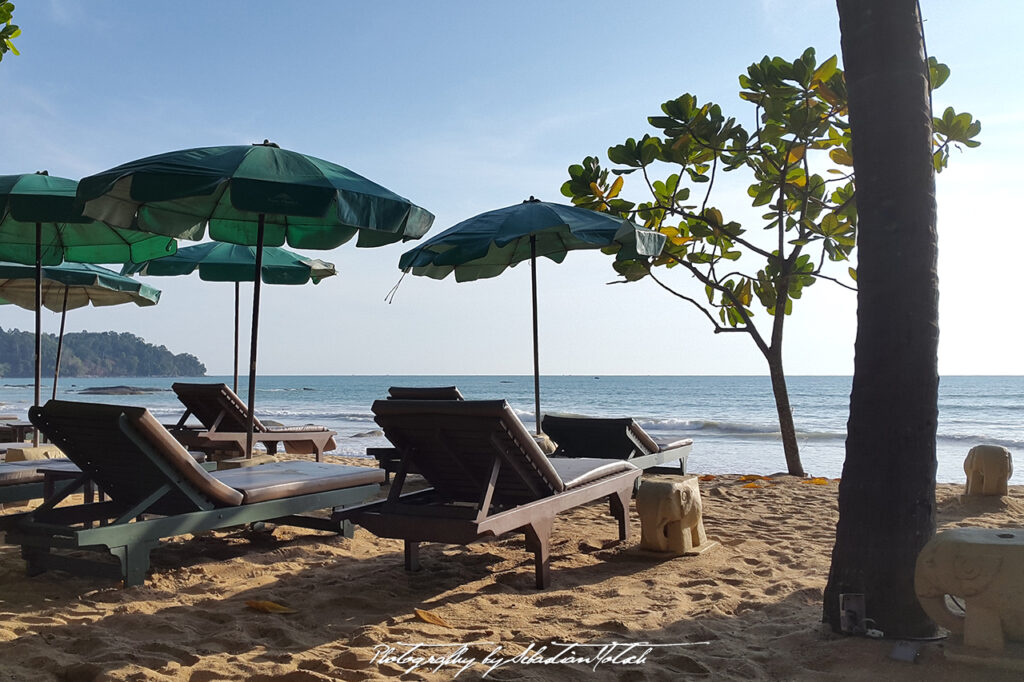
[953, 552, 1003, 596]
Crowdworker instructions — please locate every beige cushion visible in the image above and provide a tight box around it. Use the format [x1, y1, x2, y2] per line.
[212, 462, 383, 504]
[128, 408, 244, 506]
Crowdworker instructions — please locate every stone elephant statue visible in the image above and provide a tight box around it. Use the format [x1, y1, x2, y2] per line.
[964, 445, 1013, 497]
[636, 477, 711, 554]
[915, 527, 1024, 651]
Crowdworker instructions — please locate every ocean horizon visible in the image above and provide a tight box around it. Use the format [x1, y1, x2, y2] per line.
[2, 374, 1020, 485]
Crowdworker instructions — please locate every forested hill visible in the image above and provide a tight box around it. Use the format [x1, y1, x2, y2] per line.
[0, 327, 206, 377]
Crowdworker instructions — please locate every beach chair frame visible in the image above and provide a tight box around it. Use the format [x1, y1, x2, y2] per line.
[336, 399, 640, 588]
[542, 414, 693, 474]
[169, 382, 337, 461]
[1, 401, 381, 587]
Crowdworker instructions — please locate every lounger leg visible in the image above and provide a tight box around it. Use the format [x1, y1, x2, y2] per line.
[110, 541, 157, 587]
[405, 541, 421, 572]
[609, 488, 631, 542]
[524, 518, 553, 589]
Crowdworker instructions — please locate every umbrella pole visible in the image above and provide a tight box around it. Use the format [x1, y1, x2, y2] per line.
[33, 222, 42, 446]
[52, 288, 69, 402]
[233, 281, 240, 395]
[245, 216, 266, 459]
[530, 235, 541, 435]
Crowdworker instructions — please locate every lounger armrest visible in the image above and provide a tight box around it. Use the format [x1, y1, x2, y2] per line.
[656, 438, 693, 452]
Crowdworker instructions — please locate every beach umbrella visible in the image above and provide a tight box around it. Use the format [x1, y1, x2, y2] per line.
[398, 197, 666, 434]
[0, 172, 176, 439]
[0, 260, 161, 400]
[122, 242, 337, 393]
[78, 141, 434, 456]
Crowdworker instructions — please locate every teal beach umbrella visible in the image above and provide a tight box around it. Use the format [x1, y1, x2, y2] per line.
[0, 172, 176, 430]
[399, 197, 666, 433]
[0, 261, 161, 400]
[123, 242, 337, 393]
[79, 141, 434, 456]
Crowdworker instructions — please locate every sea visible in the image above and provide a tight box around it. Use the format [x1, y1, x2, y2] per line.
[1, 375, 1021, 484]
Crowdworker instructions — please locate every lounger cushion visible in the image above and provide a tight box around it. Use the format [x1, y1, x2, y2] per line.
[129, 408, 245, 506]
[549, 458, 638, 490]
[212, 462, 384, 504]
[0, 459, 78, 485]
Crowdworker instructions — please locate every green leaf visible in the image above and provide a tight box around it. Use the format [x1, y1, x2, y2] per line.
[927, 57, 950, 90]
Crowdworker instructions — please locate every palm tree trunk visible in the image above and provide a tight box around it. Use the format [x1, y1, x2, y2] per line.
[823, 0, 939, 637]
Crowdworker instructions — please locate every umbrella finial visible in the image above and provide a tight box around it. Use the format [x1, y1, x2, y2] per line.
[254, 139, 280, 148]
[523, 196, 541, 204]
[35, 170, 49, 176]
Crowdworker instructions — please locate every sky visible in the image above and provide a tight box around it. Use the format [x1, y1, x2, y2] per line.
[1, 1, 1020, 376]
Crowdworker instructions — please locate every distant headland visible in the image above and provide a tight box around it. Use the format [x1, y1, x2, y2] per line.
[0, 327, 206, 378]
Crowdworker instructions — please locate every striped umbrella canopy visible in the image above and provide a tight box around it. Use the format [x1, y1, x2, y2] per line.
[123, 242, 336, 392]
[0, 172, 175, 432]
[0, 260, 160, 401]
[399, 197, 666, 433]
[78, 141, 434, 456]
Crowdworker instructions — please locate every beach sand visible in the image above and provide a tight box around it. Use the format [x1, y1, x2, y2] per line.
[1, 459, 1022, 681]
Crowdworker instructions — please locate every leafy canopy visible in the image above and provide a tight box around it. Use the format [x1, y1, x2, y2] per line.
[561, 48, 980, 333]
[0, 2, 19, 62]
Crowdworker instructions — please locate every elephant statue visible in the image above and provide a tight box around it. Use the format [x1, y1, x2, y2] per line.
[915, 527, 1024, 651]
[636, 477, 714, 554]
[964, 445, 1013, 497]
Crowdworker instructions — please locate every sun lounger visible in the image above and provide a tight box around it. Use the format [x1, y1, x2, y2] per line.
[367, 386, 466, 482]
[542, 414, 693, 477]
[169, 382, 337, 461]
[0, 400, 382, 587]
[336, 399, 641, 588]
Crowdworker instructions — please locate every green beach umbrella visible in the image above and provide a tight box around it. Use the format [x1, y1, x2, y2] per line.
[78, 141, 434, 456]
[0, 261, 160, 400]
[398, 197, 666, 434]
[0, 172, 176, 433]
[122, 242, 337, 393]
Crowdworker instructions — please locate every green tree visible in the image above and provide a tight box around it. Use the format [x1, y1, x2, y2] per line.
[561, 48, 978, 476]
[0, 2, 20, 62]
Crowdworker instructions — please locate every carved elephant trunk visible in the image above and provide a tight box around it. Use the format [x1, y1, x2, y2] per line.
[915, 528, 1024, 651]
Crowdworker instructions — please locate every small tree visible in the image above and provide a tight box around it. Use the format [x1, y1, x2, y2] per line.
[0, 2, 20, 62]
[561, 48, 978, 475]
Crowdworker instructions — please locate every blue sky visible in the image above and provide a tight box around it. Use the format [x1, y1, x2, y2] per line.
[1, 1, 1019, 375]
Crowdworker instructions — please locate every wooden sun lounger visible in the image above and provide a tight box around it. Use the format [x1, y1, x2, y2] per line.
[169, 382, 337, 461]
[336, 399, 640, 588]
[0, 400, 382, 587]
[542, 414, 693, 476]
[367, 386, 466, 482]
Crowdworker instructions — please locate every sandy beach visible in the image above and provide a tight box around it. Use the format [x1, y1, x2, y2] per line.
[1, 458, 1022, 681]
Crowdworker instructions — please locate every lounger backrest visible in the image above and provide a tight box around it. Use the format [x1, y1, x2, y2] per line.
[172, 382, 268, 433]
[541, 415, 660, 459]
[387, 386, 465, 400]
[372, 399, 566, 507]
[31, 400, 244, 512]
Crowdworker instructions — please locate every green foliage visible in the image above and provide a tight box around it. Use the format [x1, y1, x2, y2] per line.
[561, 48, 979, 340]
[0, 2, 20, 62]
[0, 327, 206, 377]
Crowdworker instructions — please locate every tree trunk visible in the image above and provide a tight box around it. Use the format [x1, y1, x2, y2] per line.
[823, 0, 939, 637]
[766, 347, 804, 476]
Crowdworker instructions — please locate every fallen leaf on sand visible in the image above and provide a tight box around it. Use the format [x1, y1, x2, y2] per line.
[245, 600, 298, 614]
[801, 477, 830, 485]
[741, 482, 761, 489]
[698, 475, 717, 481]
[415, 608, 453, 628]
[739, 475, 771, 482]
